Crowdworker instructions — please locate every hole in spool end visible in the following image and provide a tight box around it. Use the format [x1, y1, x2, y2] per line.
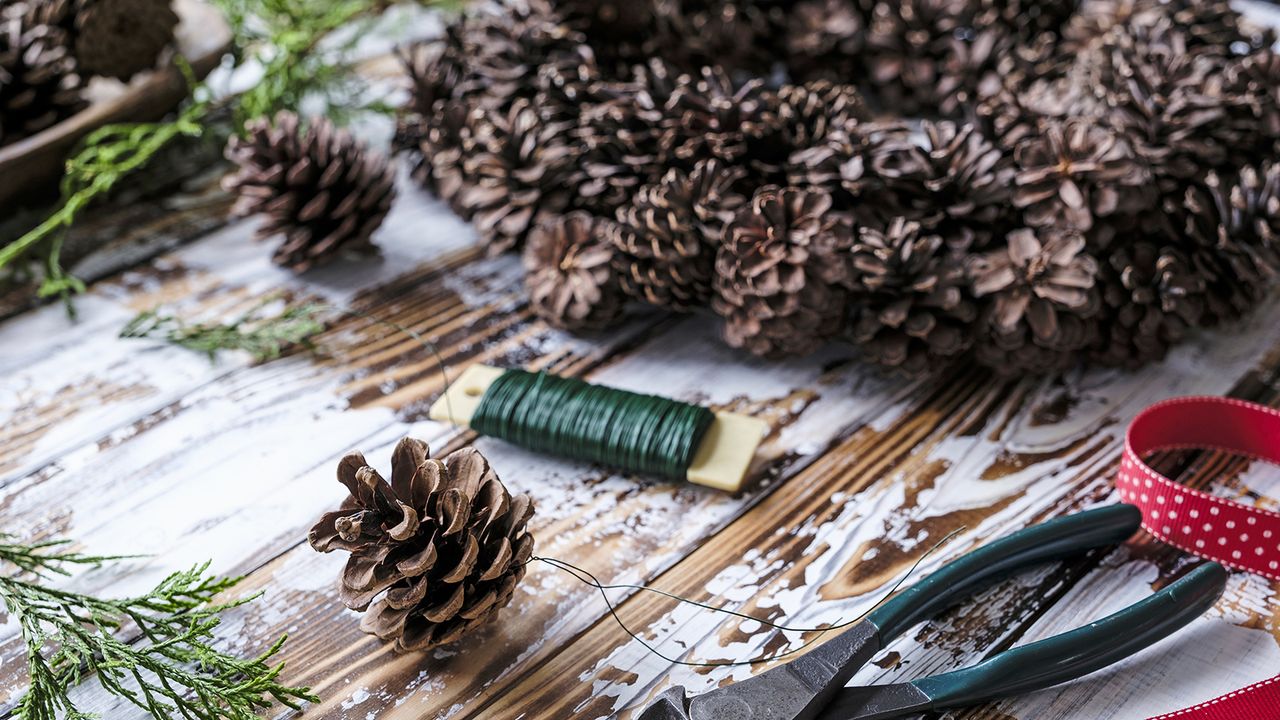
[464, 386, 483, 398]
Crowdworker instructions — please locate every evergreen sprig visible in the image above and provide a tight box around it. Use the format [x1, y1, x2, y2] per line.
[0, 536, 317, 720]
[121, 296, 326, 361]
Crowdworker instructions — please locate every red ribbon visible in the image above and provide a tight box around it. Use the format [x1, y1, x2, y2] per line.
[1115, 396, 1280, 719]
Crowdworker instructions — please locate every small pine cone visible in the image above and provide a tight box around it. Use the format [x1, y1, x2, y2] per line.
[862, 121, 1015, 246]
[548, 0, 662, 70]
[784, 0, 865, 82]
[1096, 22, 1259, 187]
[0, 15, 84, 146]
[456, 0, 596, 115]
[570, 77, 669, 216]
[524, 212, 625, 331]
[967, 228, 1101, 371]
[981, 0, 1076, 39]
[865, 0, 998, 115]
[26, 0, 177, 81]
[661, 66, 782, 174]
[309, 439, 534, 653]
[1012, 119, 1152, 231]
[459, 99, 579, 253]
[612, 159, 747, 310]
[777, 81, 866, 150]
[1224, 50, 1280, 153]
[713, 186, 855, 358]
[223, 112, 396, 273]
[1092, 241, 1206, 367]
[1180, 165, 1280, 323]
[657, 0, 781, 74]
[848, 218, 976, 376]
[394, 33, 468, 197]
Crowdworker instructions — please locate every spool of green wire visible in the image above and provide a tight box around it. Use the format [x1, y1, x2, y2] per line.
[470, 369, 717, 481]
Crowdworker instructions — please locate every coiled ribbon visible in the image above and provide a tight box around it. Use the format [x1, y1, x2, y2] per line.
[1116, 396, 1280, 719]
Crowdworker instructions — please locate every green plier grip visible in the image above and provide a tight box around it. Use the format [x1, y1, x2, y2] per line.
[821, 504, 1228, 720]
[866, 504, 1145, 638]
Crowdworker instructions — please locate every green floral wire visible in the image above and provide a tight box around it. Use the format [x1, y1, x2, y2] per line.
[471, 369, 716, 480]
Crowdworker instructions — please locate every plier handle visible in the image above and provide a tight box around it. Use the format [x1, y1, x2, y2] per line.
[638, 504, 1227, 720]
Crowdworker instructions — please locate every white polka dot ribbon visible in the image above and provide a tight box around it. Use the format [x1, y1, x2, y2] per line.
[1118, 396, 1280, 720]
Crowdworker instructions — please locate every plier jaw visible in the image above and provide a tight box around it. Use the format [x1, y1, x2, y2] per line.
[637, 622, 881, 720]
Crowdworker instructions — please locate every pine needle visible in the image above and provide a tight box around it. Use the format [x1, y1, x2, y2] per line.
[120, 297, 326, 362]
[0, 536, 318, 720]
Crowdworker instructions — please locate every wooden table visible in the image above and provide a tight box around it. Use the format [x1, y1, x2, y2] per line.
[3, 12, 1280, 719]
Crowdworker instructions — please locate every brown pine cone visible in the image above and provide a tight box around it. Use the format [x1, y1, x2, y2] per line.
[1093, 240, 1206, 367]
[26, 0, 177, 81]
[848, 218, 976, 376]
[1095, 22, 1259, 187]
[1012, 119, 1152, 231]
[661, 66, 782, 173]
[570, 73, 670, 216]
[713, 186, 855, 358]
[455, 0, 596, 115]
[777, 81, 866, 151]
[967, 227, 1101, 372]
[611, 159, 746, 310]
[1180, 165, 1280, 324]
[460, 98, 579, 253]
[858, 121, 1016, 248]
[657, 0, 781, 74]
[309, 439, 534, 653]
[548, 0, 662, 70]
[395, 33, 468, 198]
[223, 112, 396, 273]
[524, 212, 625, 331]
[0, 14, 84, 146]
[784, 0, 865, 82]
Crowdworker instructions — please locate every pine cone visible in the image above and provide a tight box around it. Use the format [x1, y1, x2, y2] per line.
[455, 0, 596, 116]
[1180, 165, 1280, 323]
[26, 0, 177, 81]
[459, 98, 579, 253]
[856, 121, 1015, 248]
[865, 0, 1001, 115]
[524, 212, 625, 331]
[713, 186, 855, 358]
[1096, 21, 1259, 187]
[611, 159, 746, 310]
[661, 66, 782, 173]
[848, 218, 976, 376]
[223, 112, 397, 273]
[309, 439, 534, 653]
[0, 14, 84, 146]
[570, 71, 671, 215]
[1093, 240, 1206, 367]
[395, 34, 468, 198]
[967, 227, 1101, 372]
[784, 0, 865, 82]
[657, 0, 781, 74]
[548, 0, 662, 70]
[1012, 119, 1151, 231]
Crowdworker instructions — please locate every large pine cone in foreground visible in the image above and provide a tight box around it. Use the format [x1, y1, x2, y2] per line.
[309, 439, 535, 653]
[223, 111, 397, 273]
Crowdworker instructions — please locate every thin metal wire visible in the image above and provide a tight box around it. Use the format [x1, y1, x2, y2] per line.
[526, 528, 964, 668]
[471, 369, 716, 480]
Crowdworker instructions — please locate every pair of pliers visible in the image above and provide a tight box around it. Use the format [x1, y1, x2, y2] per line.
[637, 504, 1227, 720]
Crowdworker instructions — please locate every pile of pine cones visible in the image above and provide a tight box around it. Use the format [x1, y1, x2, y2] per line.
[396, 0, 1280, 375]
[0, 0, 178, 147]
